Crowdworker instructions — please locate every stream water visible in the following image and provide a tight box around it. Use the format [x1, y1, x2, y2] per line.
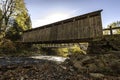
[0, 56, 67, 66]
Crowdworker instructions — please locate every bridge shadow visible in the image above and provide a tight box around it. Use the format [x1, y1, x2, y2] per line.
[40, 43, 89, 56]
[40, 47, 58, 55]
[40, 37, 120, 55]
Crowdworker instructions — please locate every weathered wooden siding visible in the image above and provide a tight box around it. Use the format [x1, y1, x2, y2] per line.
[22, 10, 103, 43]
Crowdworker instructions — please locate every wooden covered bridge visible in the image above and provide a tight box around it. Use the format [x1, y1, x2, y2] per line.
[22, 10, 103, 44]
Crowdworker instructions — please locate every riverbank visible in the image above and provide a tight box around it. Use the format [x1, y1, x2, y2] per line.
[0, 52, 120, 80]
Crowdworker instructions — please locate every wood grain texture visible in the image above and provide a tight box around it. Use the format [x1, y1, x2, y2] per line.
[22, 10, 103, 43]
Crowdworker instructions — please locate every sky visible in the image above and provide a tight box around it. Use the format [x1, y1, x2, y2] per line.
[25, 0, 120, 28]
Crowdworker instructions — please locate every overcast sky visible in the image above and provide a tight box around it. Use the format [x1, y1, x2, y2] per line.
[25, 0, 120, 28]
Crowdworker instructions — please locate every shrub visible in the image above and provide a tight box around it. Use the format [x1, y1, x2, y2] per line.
[57, 48, 69, 57]
[69, 45, 86, 54]
[0, 39, 16, 54]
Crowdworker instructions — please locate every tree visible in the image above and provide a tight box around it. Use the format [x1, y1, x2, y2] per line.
[14, 0, 32, 31]
[5, 20, 23, 41]
[0, 0, 15, 30]
[0, 9, 3, 39]
[0, 9, 2, 28]
[15, 12, 32, 31]
[103, 21, 120, 35]
[0, 0, 32, 40]
[7, 0, 32, 40]
[0, 9, 2, 24]
[107, 21, 120, 34]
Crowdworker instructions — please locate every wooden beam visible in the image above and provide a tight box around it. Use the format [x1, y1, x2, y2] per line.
[109, 26, 113, 36]
[103, 27, 120, 30]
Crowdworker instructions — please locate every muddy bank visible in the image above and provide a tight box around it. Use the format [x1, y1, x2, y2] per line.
[66, 51, 120, 79]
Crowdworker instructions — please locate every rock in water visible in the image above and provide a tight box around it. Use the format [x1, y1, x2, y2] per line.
[89, 73, 104, 79]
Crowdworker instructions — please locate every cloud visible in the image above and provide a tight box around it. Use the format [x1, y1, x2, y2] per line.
[32, 9, 79, 28]
[32, 13, 70, 28]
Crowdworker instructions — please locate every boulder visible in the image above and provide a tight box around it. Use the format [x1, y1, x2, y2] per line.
[89, 73, 104, 79]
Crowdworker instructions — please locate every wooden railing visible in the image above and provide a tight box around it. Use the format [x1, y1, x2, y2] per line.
[103, 26, 120, 35]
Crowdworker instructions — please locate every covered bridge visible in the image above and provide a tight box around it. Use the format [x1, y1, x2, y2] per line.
[22, 10, 103, 44]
